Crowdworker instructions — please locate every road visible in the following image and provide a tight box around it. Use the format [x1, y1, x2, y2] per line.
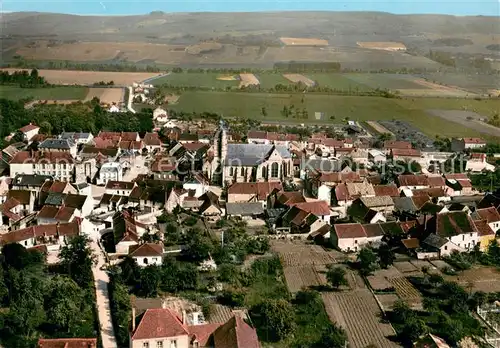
[127, 86, 136, 114]
[91, 241, 118, 348]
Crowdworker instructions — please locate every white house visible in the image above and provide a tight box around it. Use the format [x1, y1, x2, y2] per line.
[472, 207, 500, 233]
[105, 180, 136, 196]
[108, 104, 120, 113]
[60, 132, 94, 145]
[19, 123, 40, 142]
[97, 162, 123, 185]
[9, 151, 75, 182]
[368, 149, 387, 164]
[422, 233, 464, 258]
[465, 153, 495, 172]
[332, 223, 368, 252]
[153, 107, 169, 123]
[436, 212, 479, 252]
[451, 138, 486, 152]
[129, 243, 163, 267]
[183, 173, 209, 198]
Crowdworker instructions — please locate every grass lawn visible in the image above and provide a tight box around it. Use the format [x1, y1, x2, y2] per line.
[0, 85, 88, 100]
[151, 72, 239, 88]
[254, 73, 291, 89]
[171, 91, 498, 138]
[346, 73, 430, 90]
[307, 73, 373, 92]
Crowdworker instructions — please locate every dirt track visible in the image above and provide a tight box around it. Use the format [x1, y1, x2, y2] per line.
[427, 110, 500, 137]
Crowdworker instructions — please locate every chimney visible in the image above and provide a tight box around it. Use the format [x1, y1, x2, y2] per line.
[182, 309, 187, 325]
[131, 307, 136, 332]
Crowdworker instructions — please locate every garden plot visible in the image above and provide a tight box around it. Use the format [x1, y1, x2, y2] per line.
[389, 277, 423, 309]
[322, 290, 399, 348]
[366, 266, 401, 292]
[366, 120, 394, 135]
[410, 260, 442, 274]
[446, 266, 500, 293]
[393, 261, 420, 275]
[376, 294, 400, 311]
[378, 120, 435, 148]
[239, 73, 259, 88]
[271, 240, 344, 267]
[283, 266, 325, 293]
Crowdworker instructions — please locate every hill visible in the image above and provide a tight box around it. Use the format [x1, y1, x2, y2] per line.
[1, 11, 499, 70]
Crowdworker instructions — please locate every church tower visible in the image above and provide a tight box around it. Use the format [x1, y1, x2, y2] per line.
[211, 120, 227, 185]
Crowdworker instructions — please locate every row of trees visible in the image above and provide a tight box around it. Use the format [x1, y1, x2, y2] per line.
[7, 58, 161, 72]
[0, 237, 97, 348]
[0, 69, 47, 88]
[0, 98, 154, 145]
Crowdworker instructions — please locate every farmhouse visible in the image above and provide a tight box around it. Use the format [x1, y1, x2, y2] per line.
[19, 123, 40, 142]
[390, 148, 422, 161]
[451, 137, 486, 152]
[472, 207, 500, 233]
[227, 181, 282, 205]
[129, 243, 163, 267]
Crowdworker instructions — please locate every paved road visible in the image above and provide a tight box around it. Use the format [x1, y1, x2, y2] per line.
[91, 242, 118, 348]
[127, 86, 136, 114]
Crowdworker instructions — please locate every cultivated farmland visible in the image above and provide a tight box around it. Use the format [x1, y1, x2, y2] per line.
[389, 277, 423, 308]
[322, 290, 399, 348]
[239, 73, 259, 88]
[0, 85, 88, 101]
[272, 240, 343, 267]
[85, 87, 125, 104]
[1, 68, 159, 86]
[356, 41, 407, 51]
[308, 73, 373, 91]
[151, 72, 239, 88]
[346, 73, 428, 90]
[283, 74, 315, 87]
[366, 121, 394, 135]
[280, 37, 329, 46]
[445, 266, 500, 293]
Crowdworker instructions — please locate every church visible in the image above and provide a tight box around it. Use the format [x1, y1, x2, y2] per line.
[206, 123, 293, 186]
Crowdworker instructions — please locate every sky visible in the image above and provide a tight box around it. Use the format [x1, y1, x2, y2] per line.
[1, 0, 499, 16]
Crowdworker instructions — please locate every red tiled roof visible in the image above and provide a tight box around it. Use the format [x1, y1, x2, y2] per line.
[105, 181, 135, 190]
[182, 142, 208, 152]
[7, 190, 31, 204]
[473, 219, 495, 237]
[427, 176, 445, 187]
[143, 132, 162, 146]
[317, 171, 361, 184]
[0, 221, 79, 245]
[228, 182, 283, 201]
[362, 223, 385, 238]
[121, 132, 139, 141]
[444, 173, 468, 181]
[129, 243, 163, 257]
[247, 131, 267, 139]
[398, 175, 428, 187]
[463, 137, 486, 144]
[474, 207, 500, 223]
[20, 124, 40, 133]
[9, 151, 74, 164]
[335, 223, 366, 238]
[373, 184, 400, 197]
[189, 323, 222, 346]
[97, 131, 121, 140]
[213, 316, 260, 348]
[391, 148, 421, 157]
[412, 196, 431, 210]
[399, 220, 417, 233]
[384, 140, 412, 149]
[291, 201, 330, 216]
[37, 205, 61, 219]
[412, 188, 446, 198]
[119, 140, 143, 150]
[93, 137, 119, 149]
[322, 138, 344, 148]
[436, 212, 477, 237]
[276, 191, 306, 206]
[132, 308, 188, 340]
[401, 238, 420, 249]
[38, 338, 97, 348]
[151, 157, 176, 172]
[335, 183, 349, 201]
[456, 179, 472, 188]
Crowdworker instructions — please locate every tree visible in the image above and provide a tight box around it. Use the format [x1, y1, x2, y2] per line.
[59, 236, 96, 288]
[136, 265, 161, 297]
[261, 107, 267, 117]
[357, 247, 379, 275]
[378, 244, 395, 269]
[400, 318, 428, 342]
[312, 324, 347, 348]
[326, 266, 348, 290]
[250, 299, 296, 342]
[39, 121, 52, 135]
[2, 243, 44, 270]
[183, 228, 214, 262]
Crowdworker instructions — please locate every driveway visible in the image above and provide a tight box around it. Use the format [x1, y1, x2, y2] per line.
[92, 242, 118, 348]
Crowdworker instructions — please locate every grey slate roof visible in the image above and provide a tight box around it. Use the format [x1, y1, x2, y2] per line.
[226, 202, 264, 216]
[39, 139, 75, 149]
[12, 174, 53, 187]
[393, 197, 418, 213]
[423, 233, 448, 249]
[225, 144, 290, 166]
[60, 132, 92, 140]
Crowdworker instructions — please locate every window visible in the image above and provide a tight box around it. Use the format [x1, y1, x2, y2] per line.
[261, 166, 266, 178]
[470, 233, 473, 237]
[271, 163, 279, 178]
[240, 167, 244, 176]
[143, 258, 149, 265]
[354, 240, 358, 244]
[170, 340, 177, 348]
[444, 246, 448, 250]
[229, 167, 234, 176]
[143, 343, 149, 348]
[157, 341, 163, 348]
[462, 235, 465, 241]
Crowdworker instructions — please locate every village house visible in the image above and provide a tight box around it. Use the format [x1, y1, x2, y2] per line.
[465, 153, 495, 172]
[97, 162, 124, 185]
[432, 211, 479, 254]
[153, 107, 169, 124]
[451, 137, 486, 152]
[113, 210, 150, 254]
[60, 132, 94, 145]
[444, 174, 474, 196]
[396, 174, 430, 191]
[309, 171, 361, 202]
[183, 173, 210, 198]
[227, 181, 282, 205]
[247, 130, 299, 147]
[0, 221, 80, 250]
[198, 191, 223, 221]
[472, 207, 500, 233]
[143, 132, 163, 153]
[226, 202, 265, 221]
[130, 308, 260, 348]
[373, 184, 400, 198]
[368, 149, 387, 164]
[19, 123, 40, 142]
[383, 140, 412, 155]
[10, 174, 54, 193]
[351, 196, 395, 216]
[105, 180, 137, 196]
[38, 139, 78, 158]
[473, 219, 496, 251]
[151, 156, 177, 181]
[390, 148, 422, 162]
[10, 151, 75, 182]
[129, 243, 164, 267]
[333, 181, 376, 208]
[331, 223, 368, 252]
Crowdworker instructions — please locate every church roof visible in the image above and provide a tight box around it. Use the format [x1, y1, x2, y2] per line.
[225, 144, 291, 166]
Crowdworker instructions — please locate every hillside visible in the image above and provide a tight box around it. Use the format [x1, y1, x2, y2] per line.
[1, 11, 499, 69]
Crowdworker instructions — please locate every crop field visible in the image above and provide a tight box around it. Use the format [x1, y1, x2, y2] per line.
[283, 74, 315, 87]
[423, 72, 500, 94]
[271, 240, 344, 267]
[356, 41, 407, 51]
[366, 121, 394, 135]
[376, 294, 400, 311]
[170, 91, 499, 138]
[389, 277, 423, 308]
[85, 87, 125, 104]
[239, 73, 259, 88]
[255, 73, 291, 88]
[280, 37, 329, 46]
[0, 85, 88, 100]
[366, 266, 401, 291]
[1, 68, 159, 86]
[393, 261, 420, 275]
[445, 266, 500, 293]
[322, 290, 399, 348]
[346, 73, 428, 90]
[283, 266, 325, 293]
[151, 72, 239, 88]
[426, 109, 500, 138]
[308, 73, 373, 91]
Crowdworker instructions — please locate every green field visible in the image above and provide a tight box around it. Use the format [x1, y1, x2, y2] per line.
[0, 86, 88, 100]
[346, 73, 429, 90]
[170, 91, 500, 138]
[151, 72, 239, 88]
[307, 73, 373, 91]
[254, 73, 291, 88]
